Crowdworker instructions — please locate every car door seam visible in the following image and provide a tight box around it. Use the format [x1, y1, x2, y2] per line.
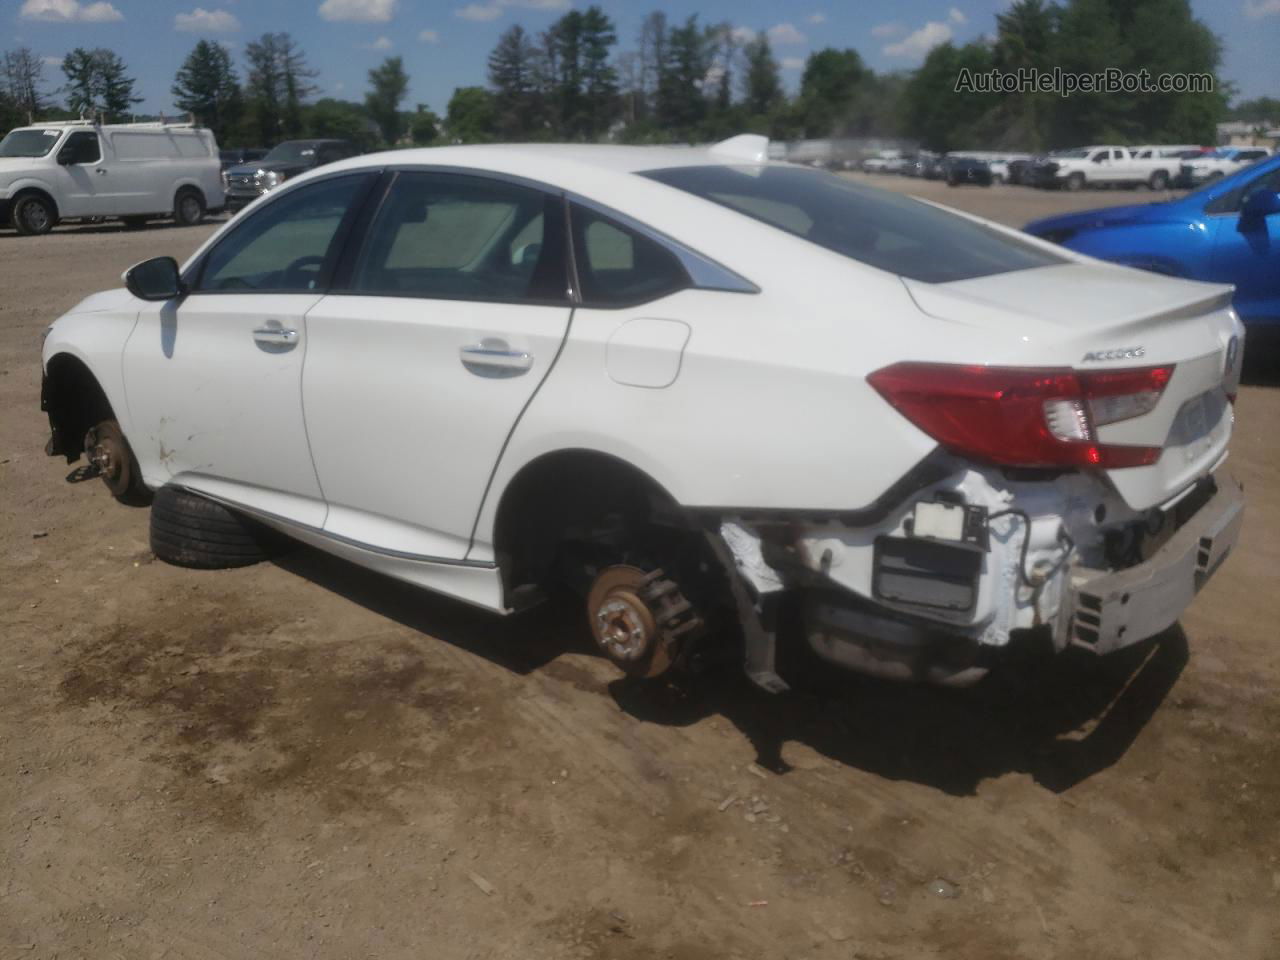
[463, 304, 576, 560]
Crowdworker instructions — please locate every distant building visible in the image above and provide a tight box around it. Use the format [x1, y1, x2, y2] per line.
[1216, 120, 1279, 148]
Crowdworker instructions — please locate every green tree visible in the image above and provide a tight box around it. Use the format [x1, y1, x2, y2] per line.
[656, 15, 712, 140]
[304, 97, 378, 150]
[542, 6, 620, 140]
[445, 85, 497, 143]
[797, 48, 868, 138]
[1229, 97, 1280, 123]
[408, 103, 440, 144]
[992, 0, 1056, 149]
[365, 56, 409, 144]
[901, 41, 998, 151]
[741, 33, 782, 119]
[245, 33, 316, 144]
[488, 24, 540, 139]
[61, 48, 141, 120]
[171, 40, 242, 145]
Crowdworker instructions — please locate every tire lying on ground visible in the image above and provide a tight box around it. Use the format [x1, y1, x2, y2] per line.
[150, 485, 280, 569]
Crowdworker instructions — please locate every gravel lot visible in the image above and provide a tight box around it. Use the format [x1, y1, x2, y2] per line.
[2, 178, 1277, 960]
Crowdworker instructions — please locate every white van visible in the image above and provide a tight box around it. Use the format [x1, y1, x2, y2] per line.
[0, 119, 225, 236]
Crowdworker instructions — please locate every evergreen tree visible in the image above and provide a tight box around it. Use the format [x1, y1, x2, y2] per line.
[172, 40, 241, 145]
[488, 25, 539, 139]
[741, 33, 782, 119]
[365, 56, 409, 144]
[245, 33, 316, 144]
[657, 15, 712, 140]
[61, 48, 140, 120]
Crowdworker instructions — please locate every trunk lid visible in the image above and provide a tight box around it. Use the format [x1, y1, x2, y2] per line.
[903, 263, 1242, 511]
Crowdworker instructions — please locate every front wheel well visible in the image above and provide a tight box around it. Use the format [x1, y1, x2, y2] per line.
[12, 187, 59, 219]
[42, 353, 114, 462]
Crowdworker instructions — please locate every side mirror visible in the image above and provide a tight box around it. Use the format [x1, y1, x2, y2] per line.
[125, 256, 185, 301]
[1241, 189, 1280, 220]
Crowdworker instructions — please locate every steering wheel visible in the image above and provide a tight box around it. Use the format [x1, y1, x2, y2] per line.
[281, 255, 326, 288]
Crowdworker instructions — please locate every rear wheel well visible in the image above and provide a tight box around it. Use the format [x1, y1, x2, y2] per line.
[42, 353, 114, 462]
[494, 450, 697, 598]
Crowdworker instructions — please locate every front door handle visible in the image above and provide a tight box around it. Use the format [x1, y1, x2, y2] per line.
[253, 324, 298, 347]
[95, 168, 108, 175]
[460, 339, 532, 378]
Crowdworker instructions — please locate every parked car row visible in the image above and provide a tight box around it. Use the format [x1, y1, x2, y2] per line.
[859, 143, 1274, 193]
[0, 119, 360, 235]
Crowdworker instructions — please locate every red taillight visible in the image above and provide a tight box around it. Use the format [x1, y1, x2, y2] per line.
[867, 362, 1174, 469]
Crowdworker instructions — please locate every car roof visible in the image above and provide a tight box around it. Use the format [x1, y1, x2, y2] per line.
[346, 142, 755, 175]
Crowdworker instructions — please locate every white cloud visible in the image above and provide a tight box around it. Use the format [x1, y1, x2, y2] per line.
[1244, 0, 1280, 15]
[454, 0, 567, 21]
[419, 28, 440, 42]
[363, 35, 393, 49]
[318, 0, 396, 23]
[456, 2, 502, 20]
[766, 22, 806, 45]
[781, 56, 806, 70]
[174, 7, 241, 32]
[19, 0, 123, 22]
[807, 12, 826, 24]
[948, 6, 967, 23]
[731, 25, 756, 43]
[41, 54, 62, 66]
[883, 20, 952, 58]
[871, 21, 904, 38]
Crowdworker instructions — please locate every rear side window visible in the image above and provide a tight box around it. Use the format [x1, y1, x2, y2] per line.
[570, 204, 689, 306]
[643, 165, 1064, 284]
[350, 172, 568, 303]
[197, 174, 371, 292]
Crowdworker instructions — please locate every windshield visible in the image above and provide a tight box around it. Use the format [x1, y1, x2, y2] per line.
[0, 128, 61, 158]
[643, 164, 1065, 284]
[263, 142, 317, 164]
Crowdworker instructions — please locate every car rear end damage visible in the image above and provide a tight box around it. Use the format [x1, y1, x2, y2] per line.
[710, 289, 1245, 692]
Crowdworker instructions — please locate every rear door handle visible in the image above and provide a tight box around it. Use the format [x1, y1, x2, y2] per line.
[253, 324, 298, 347]
[460, 339, 532, 378]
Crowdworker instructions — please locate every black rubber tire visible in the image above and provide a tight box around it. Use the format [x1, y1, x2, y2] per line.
[1065, 173, 1085, 192]
[173, 189, 205, 227]
[149, 486, 273, 569]
[1148, 170, 1169, 191]
[13, 193, 56, 236]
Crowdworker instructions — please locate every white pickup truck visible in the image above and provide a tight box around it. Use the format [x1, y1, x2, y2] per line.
[1178, 147, 1273, 186]
[1034, 145, 1200, 191]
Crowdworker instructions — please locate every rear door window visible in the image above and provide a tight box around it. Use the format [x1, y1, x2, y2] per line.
[350, 171, 569, 303]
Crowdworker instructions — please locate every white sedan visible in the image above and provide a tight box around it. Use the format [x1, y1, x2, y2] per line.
[41, 135, 1244, 691]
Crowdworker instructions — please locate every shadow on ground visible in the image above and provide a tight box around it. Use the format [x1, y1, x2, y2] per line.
[274, 545, 1186, 798]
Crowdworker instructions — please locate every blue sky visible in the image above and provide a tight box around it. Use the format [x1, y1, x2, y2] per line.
[5, 0, 1277, 119]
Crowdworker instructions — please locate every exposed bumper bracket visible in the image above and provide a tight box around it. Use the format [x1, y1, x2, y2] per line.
[1068, 474, 1244, 654]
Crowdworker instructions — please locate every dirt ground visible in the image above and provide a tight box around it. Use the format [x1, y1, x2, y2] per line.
[2, 177, 1278, 960]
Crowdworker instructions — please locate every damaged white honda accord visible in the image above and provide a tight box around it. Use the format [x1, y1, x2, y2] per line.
[41, 134, 1244, 692]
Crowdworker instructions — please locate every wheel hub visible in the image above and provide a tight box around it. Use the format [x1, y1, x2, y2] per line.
[84, 427, 121, 485]
[586, 564, 704, 678]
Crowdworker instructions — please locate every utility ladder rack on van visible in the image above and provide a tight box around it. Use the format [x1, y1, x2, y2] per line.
[38, 118, 199, 130]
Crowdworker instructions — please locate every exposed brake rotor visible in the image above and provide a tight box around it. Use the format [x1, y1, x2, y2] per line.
[587, 564, 704, 678]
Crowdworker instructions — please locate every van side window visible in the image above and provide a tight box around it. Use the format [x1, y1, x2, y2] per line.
[62, 131, 100, 164]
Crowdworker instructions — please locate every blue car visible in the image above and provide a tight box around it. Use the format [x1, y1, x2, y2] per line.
[1024, 154, 1280, 332]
